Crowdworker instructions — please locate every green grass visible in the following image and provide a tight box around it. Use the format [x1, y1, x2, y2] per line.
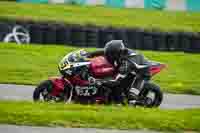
[0, 43, 200, 95]
[0, 2, 200, 32]
[0, 100, 199, 131]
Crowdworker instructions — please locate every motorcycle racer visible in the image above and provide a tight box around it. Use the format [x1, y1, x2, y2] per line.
[58, 40, 149, 104]
[34, 40, 164, 107]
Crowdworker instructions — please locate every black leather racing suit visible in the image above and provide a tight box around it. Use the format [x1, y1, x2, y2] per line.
[88, 49, 149, 104]
[110, 49, 149, 104]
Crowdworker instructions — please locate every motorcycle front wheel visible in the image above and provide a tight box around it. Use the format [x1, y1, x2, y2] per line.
[33, 80, 53, 102]
[138, 82, 163, 107]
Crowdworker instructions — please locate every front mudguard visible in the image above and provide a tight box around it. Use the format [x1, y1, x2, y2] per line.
[48, 77, 72, 97]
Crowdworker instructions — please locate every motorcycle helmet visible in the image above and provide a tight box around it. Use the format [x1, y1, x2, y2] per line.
[104, 40, 126, 65]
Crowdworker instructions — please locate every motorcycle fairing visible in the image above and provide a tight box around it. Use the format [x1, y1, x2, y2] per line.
[48, 77, 70, 96]
[90, 56, 115, 78]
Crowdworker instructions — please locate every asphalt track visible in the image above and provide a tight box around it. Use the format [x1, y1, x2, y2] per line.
[0, 124, 161, 133]
[0, 84, 200, 133]
[0, 84, 200, 109]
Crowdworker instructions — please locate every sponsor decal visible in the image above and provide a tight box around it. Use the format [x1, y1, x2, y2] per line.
[4, 25, 30, 44]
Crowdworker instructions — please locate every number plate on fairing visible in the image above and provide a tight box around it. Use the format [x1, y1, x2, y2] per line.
[75, 86, 97, 96]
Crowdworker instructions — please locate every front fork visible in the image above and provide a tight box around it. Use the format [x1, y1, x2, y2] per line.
[129, 76, 145, 95]
[128, 77, 147, 105]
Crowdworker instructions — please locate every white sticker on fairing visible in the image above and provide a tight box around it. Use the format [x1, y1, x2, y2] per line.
[72, 62, 91, 67]
[130, 88, 140, 95]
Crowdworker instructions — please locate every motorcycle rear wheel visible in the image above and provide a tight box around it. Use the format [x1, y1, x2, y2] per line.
[139, 82, 163, 107]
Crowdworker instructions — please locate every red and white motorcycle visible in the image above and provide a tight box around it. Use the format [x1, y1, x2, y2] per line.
[33, 49, 166, 107]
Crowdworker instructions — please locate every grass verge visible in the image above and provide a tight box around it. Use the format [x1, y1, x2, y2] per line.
[0, 43, 200, 95]
[0, 2, 200, 32]
[0, 100, 199, 131]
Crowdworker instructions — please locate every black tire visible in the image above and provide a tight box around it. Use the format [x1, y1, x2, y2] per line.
[33, 80, 53, 101]
[139, 82, 163, 107]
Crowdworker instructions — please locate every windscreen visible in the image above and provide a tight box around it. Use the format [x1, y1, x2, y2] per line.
[67, 50, 88, 63]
